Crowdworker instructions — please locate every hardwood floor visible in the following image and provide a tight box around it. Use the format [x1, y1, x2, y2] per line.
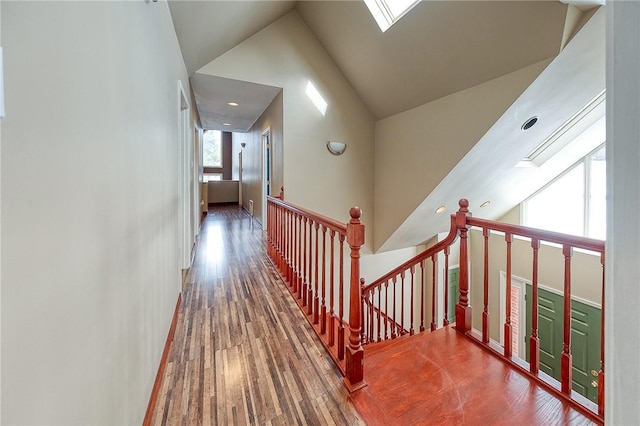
[151, 205, 363, 425]
[351, 326, 598, 426]
[151, 204, 600, 426]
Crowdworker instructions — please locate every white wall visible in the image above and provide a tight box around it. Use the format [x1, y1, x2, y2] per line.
[1, 2, 190, 424]
[373, 59, 550, 251]
[199, 11, 375, 249]
[606, 2, 640, 422]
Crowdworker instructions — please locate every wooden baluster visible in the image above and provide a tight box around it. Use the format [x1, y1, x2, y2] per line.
[338, 234, 345, 361]
[292, 213, 298, 294]
[420, 260, 425, 332]
[307, 219, 314, 314]
[444, 246, 450, 326]
[598, 252, 605, 416]
[391, 276, 397, 339]
[455, 199, 471, 333]
[297, 213, 302, 299]
[529, 238, 540, 374]
[383, 281, 389, 340]
[313, 222, 320, 322]
[329, 230, 336, 346]
[277, 205, 282, 271]
[320, 226, 327, 334]
[302, 217, 308, 307]
[410, 265, 415, 335]
[287, 209, 292, 284]
[400, 271, 405, 334]
[377, 285, 382, 342]
[345, 206, 365, 392]
[482, 228, 490, 344]
[561, 244, 573, 395]
[504, 233, 513, 358]
[431, 254, 437, 332]
[368, 289, 374, 343]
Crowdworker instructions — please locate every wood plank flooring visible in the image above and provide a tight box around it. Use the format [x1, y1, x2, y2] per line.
[351, 326, 598, 426]
[151, 205, 363, 425]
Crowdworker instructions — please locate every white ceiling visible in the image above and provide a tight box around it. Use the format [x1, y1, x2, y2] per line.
[190, 74, 281, 132]
[169, 0, 578, 129]
[168, 0, 605, 251]
[296, 0, 568, 120]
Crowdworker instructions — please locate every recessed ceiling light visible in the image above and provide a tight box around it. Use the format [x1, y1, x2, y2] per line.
[521, 116, 538, 131]
[480, 201, 491, 208]
[435, 205, 447, 214]
[227, 102, 239, 107]
[223, 123, 231, 126]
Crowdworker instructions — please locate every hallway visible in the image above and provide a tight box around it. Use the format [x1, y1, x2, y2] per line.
[151, 205, 363, 425]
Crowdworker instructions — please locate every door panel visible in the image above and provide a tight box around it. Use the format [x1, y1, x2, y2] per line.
[447, 268, 459, 324]
[525, 285, 601, 403]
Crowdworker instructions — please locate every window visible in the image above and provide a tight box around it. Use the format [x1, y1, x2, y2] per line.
[523, 144, 606, 239]
[203, 173, 222, 182]
[203, 130, 222, 168]
[363, 0, 420, 32]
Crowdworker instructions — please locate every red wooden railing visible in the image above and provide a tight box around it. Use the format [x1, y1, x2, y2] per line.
[361, 199, 605, 422]
[266, 189, 365, 392]
[267, 195, 604, 421]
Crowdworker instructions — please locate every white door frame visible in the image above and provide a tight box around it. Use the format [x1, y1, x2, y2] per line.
[261, 127, 271, 226]
[499, 271, 527, 359]
[177, 81, 192, 274]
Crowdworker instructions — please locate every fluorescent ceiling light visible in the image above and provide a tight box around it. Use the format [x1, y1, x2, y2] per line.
[363, 0, 421, 32]
[227, 102, 239, 107]
[305, 81, 328, 116]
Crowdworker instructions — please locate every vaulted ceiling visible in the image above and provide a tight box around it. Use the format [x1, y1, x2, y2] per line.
[168, 0, 605, 251]
[168, 0, 596, 130]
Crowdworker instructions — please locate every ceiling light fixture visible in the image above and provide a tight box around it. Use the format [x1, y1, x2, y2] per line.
[223, 123, 231, 126]
[435, 205, 447, 214]
[480, 201, 491, 208]
[521, 116, 538, 131]
[227, 102, 239, 107]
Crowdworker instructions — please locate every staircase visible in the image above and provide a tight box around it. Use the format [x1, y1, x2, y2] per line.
[266, 193, 605, 424]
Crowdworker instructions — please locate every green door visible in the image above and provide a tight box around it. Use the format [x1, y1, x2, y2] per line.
[525, 286, 601, 403]
[447, 268, 459, 324]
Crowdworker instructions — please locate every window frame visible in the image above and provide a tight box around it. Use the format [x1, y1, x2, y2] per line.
[522, 143, 606, 239]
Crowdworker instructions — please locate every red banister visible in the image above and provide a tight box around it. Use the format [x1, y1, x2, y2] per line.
[266, 193, 365, 394]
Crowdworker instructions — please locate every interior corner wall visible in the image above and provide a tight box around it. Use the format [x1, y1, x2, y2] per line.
[1, 2, 190, 424]
[373, 59, 551, 251]
[232, 90, 283, 225]
[222, 131, 233, 180]
[198, 10, 375, 249]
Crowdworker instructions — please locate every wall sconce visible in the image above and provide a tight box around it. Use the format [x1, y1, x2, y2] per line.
[326, 141, 347, 156]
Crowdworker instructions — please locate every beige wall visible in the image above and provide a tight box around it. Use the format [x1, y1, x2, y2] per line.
[199, 10, 375, 248]
[1, 2, 190, 424]
[373, 59, 550, 251]
[468, 229, 602, 341]
[233, 91, 284, 225]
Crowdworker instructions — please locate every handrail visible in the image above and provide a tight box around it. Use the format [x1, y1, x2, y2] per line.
[362, 217, 459, 293]
[267, 196, 347, 235]
[265, 190, 366, 393]
[360, 198, 605, 422]
[466, 217, 605, 252]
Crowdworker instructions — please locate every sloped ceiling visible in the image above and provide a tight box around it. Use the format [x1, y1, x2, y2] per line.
[296, 0, 569, 120]
[169, 0, 572, 128]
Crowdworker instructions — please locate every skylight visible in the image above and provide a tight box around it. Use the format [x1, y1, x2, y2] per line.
[364, 0, 420, 32]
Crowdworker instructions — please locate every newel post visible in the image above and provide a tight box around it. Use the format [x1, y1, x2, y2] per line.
[455, 199, 472, 333]
[344, 207, 366, 392]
